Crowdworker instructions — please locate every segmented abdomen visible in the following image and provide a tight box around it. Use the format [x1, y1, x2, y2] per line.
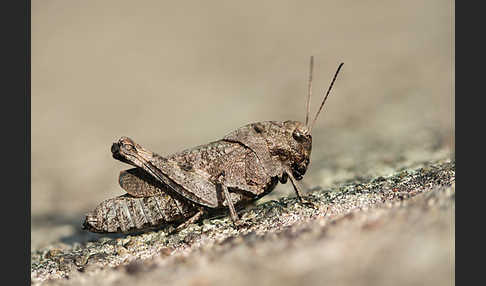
[83, 193, 197, 233]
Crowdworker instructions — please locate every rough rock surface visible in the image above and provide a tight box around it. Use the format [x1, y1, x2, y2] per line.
[31, 159, 454, 285]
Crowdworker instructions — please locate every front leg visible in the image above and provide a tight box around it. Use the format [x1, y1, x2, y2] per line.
[287, 172, 305, 201]
[287, 171, 316, 208]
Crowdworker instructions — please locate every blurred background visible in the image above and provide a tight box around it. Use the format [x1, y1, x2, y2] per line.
[31, 0, 453, 249]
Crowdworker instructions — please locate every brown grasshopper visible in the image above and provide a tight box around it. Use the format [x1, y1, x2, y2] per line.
[83, 57, 344, 233]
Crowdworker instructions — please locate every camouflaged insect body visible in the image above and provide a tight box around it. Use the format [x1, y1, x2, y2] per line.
[83, 59, 343, 234]
[83, 120, 312, 233]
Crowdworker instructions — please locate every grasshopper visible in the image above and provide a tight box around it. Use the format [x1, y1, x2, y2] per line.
[83, 57, 343, 233]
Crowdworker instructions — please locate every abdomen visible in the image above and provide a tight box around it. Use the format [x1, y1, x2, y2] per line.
[83, 193, 197, 233]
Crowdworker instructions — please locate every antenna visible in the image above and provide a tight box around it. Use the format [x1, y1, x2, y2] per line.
[305, 56, 314, 126]
[309, 62, 344, 133]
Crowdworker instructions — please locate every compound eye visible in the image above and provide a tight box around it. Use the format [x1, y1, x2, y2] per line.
[292, 129, 306, 142]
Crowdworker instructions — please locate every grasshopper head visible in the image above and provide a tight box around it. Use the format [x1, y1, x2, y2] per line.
[264, 120, 312, 180]
[284, 120, 312, 180]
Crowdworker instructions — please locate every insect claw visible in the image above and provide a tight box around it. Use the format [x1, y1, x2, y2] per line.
[232, 218, 249, 229]
[299, 198, 318, 209]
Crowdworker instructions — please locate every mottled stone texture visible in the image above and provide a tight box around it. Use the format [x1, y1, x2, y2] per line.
[31, 160, 454, 285]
